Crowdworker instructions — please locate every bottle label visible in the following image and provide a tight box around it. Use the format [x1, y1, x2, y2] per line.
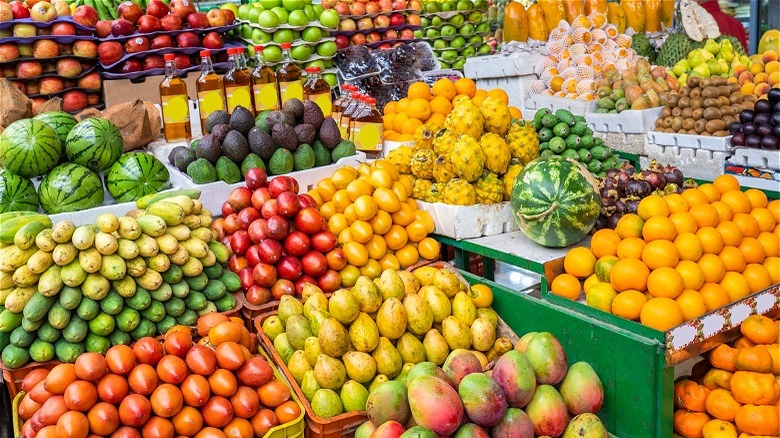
[225, 85, 252, 114]
[307, 92, 332, 117]
[197, 89, 226, 119]
[339, 114, 350, 139]
[278, 80, 303, 104]
[161, 94, 189, 124]
[353, 121, 383, 151]
[253, 82, 280, 111]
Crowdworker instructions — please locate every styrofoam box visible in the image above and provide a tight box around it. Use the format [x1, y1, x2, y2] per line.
[382, 140, 413, 157]
[642, 143, 732, 181]
[729, 147, 780, 171]
[416, 201, 519, 240]
[646, 130, 732, 152]
[524, 94, 598, 116]
[168, 152, 367, 215]
[593, 132, 646, 156]
[585, 107, 663, 134]
[464, 53, 543, 112]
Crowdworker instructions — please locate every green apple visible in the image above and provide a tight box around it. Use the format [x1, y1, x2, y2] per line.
[240, 24, 253, 39]
[433, 39, 447, 49]
[420, 17, 430, 27]
[304, 0, 312, 5]
[313, 4, 324, 16]
[476, 22, 490, 32]
[461, 46, 475, 57]
[260, 0, 281, 9]
[413, 29, 423, 38]
[425, 2, 440, 13]
[467, 11, 482, 22]
[221, 2, 238, 14]
[291, 30, 301, 39]
[467, 35, 482, 45]
[319, 9, 339, 29]
[448, 14, 464, 25]
[288, 10, 309, 26]
[440, 25, 456, 37]
[441, 1, 456, 12]
[456, 0, 471, 11]
[246, 45, 256, 57]
[282, 0, 304, 12]
[257, 10, 280, 27]
[302, 26, 321, 42]
[441, 50, 458, 62]
[271, 6, 289, 23]
[264, 45, 283, 62]
[431, 16, 443, 27]
[323, 73, 337, 87]
[439, 61, 451, 68]
[323, 59, 333, 68]
[238, 4, 252, 20]
[305, 59, 326, 70]
[473, 0, 487, 9]
[316, 41, 337, 57]
[450, 36, 465, 48]
[252, 28, 273, 43]
[273, 28, 294, 43]
[426, 28, 440, 38]
[452, 58, 466, 69]
[253, 3, 264, 9]
[291, 45, 311, 61]
[477, 43, 491, 54]
[459, 23, 474, 36]
[248, 7, 262, 24]
[303, 5, 316, 21]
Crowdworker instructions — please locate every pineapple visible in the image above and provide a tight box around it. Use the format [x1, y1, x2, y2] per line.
[506, 119, 540, 165]
[480, 96, 512, 137]
[413, 125, 434, 150]
[412, 178, 433, 200]
[480, 133, 511, 175]
[442, 178, 477, 205]
[424, 182, 446, 203]
[502, 163, 524, 200]
[433, 155, 457, 183]
[474, 172, 504, 204]
[433, 129, 458, 156]
[410, 148, 436, 180]
[444, 100, 484, 139]
[451, 135, 486, 183]
[386, 146, 413, 174]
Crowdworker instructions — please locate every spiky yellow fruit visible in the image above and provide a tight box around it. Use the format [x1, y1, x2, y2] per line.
[412, 178, 433, 200]
[386, 146, 413, 174]
[444, 100, 484, 139]
[432, 155, 457, 183]
[474, 172, 504, 204]
[413, 124, 434, 150]
[410, 148, 436, 180]
[424, 182, 446, 203]
[479, 133, 511, 174]
[442, 178, 477, 205]
[451, 135, 486, 183]
[433, 128, 458, 156]
[502, 163, 524, 200]
[506, 119, 540, 165]
[479, 96, 512, 137]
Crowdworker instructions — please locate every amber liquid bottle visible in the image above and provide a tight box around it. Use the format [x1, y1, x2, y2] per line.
[223, 47, 254, 115]
[303, 66, 333, 118]
[353, 97, 383, 151]
[238, 47, 252, 77]
[332, 84, 353, 126]
[276, 42, 303, 105]
[340, 92, 363, 140]
[196, 50, 226, 130]
[251, 45, 280, 112]
[159, 53, 192, 142]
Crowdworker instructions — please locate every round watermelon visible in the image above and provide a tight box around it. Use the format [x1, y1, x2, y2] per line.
[34, 111, 79, 146]
[106, 152, 170, 202]
[0, 119, 61, 178]
[0, 170, 39, 213]
[65, 118, 123, 172]
[38, 163, 104, 214]
[510, 156, 601, 248]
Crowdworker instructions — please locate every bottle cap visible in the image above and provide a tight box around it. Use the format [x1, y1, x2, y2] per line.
[281, 42, 292, 49]
[254, 45, 264, 52]
[351, 92, 361, 98]
[305, 66, 321, 73]
[366, 97, 376, 104]
[164, 53, 175, 61]
[199, 50, 210, 58]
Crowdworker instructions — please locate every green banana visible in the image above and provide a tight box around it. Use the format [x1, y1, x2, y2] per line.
[0, 215, 51, 245]
[137, 189, 201, 209]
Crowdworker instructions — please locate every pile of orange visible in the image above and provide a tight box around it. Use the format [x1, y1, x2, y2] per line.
[552, 174, 779, 331]
[672, 314, 780, 438]
[307, 159, 441, 286]
[382, 78, 522, 142]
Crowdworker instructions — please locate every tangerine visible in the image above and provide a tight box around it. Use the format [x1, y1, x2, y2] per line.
[609, 258, 650, 292]
[551, 273, 582, 300]
[594, 255, 619, 282]
[716, 221, 743, 246]
[719, 271, 750, 302]
[696, 226, 724, 255]
[407, 98, 432, 120]
[641, 240, 679, 269]
[640, 297, 684, 331]
[591, 229, 621, 258]
[738, 237, 766, 264]
[674, 232, 703, 262]
[615, 214, 644, 239]
[669, 211, 698, 234]
[665, 193, 690, 213]
[487, 88, 509, 104]
[689, 204, 720, 228]
[721, 190, 752, 214]
[615, 237, 645, 259]
[431, 79, 457, 100]
[682, 188, 711, 206]
[712, 174, 740, 193]
[676, 260, 705, 291]
[710, 201, 733, 222]
[673, 410, 711, 438]
[637, 195, 671, 219]
[642, 216, 677, 241]
[719, 246, 746, 272]
[740, 314, 779, 345]
[563, 247, 597, 278]
[454, 78, 477, 98]
[698, 254, 726, 283]
[767, 199, 780, 223]
[763, 256, 780, 283]
[585, 282, 617, 313]
[647, 267, 684, 298]
[611, 290, 647, 320]
[676, 290, 708, 320]
[741, 263, 772, 293]
[429, 95, 453, 115]
[697, 183, 721, 203]
[584, 274, 600, 293]
[704, 389, 742, 422]
[699, 283, 731, 311]
[732, 213, 760, 238]
[744, 188, 768, 209]
[425, 113, 446, 128]
[407, 82, 432, 101]
[750, 207, 777, 232]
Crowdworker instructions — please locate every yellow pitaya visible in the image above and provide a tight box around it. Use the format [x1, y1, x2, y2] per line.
[410, 148, 436, 180]
[502, 163, 524, 200]
[444, 100, 484, 139]
[433, 128, 458, 156]
[433, 155, 457, 183]
[413, 125, 434, 150]
[424, 182, 446, 203]
[506, 119, 540, 165]
[474, 172, 504, 204]
[480, 96, 512, 137]
[479, 133, 511, 174]
[386, 146, 413, 174]
[442, 178, 477, 205]
[412, 178, 433, 200]
[451, 135, 486, 182]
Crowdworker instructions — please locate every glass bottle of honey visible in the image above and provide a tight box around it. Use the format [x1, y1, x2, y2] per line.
[339, 92, 363, 140]
[223, 47, 253, 115]
[332, 84, 353, 126]
[195, 50, 226, 129]
[276, 42, 303, 105]
[303, 66, 332, 117]
[159, 53, 191, 142]
[352, 97, 383, 151]
[251, 45, 279, 112]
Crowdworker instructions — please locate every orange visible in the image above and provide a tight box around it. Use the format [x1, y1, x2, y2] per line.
[763, 256, 780, 283]
[611, 290, 647, 320]
[750, 207, 777, 232]
[407, 98, 432, 121]
[665, 193, 690, 213]
[732, 213, 760, 238]
[383, 101, 397, 114]
[689, 204, 720, 228]
[563, 247, 597, 278]
[719, 246, 746, 272]
[425, 113, 446, 129]
[641, 240, 679, 269]
[716, 221, 743, 246]
[609, 258, 650, 292]
[767, 199, 780, 223]
[721, 190, 752, 215]
[407, 82, 432, 101]
[383, 114, 396, 130]
[719, 271, 750, 302]
[615, 214, 644, 239]
[674, 232, 703, 262]
[676, 290, 708, 320]
[401, 118, 424, 135]
[638, 194, 671, 219]
[640, 297, 684, 331]
[585, 282, 617, 313]
[417, 237, 440, 260]
[699, 283, 731, 311]
[487, 88, 509, 104]
[697, 183, 722, 203]
[670, 211, 698, 234]
[583, 274, 600, 293]
[698, 254, 726, 283]
[744, 188, 768, 209]
[675, 379, 711, 412]
[713, 174, 741, 194]
[741, 263, 772, 293]
[647, 266, 684, 298]
[676, 260, 705, 291]
[740, 315, 779, 345]
[705, 388, 742, 422]
[696, 226, 724, 255]
[734, 405, 780, 436]
[642, 216, 677, 241]
[395, 98, 410, 114]
[616, 237, 646, 260]
[429, 95, 453, 115]
[431, 79, 457, 100]
[710, 201, 733, 222]
[738, 237, 766, 264]
[590, 229, 621, 258]
[392, 112, 409, 132]
[682, 188, 711, 206]
[550, 273, 582, 300]
[454, 78, 477, 98]
[673, 410, 711, 438]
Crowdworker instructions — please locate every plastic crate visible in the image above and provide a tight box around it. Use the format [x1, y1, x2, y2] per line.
[416, 200, 519, 240]
[1, 360, 59, 402]
[257, 348, 307, 438]
[13, 391, 23, 438]
[646, 130, 732, 152]
[585, 107, 663, 134]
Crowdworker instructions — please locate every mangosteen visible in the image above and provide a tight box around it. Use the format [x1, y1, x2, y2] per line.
[754, 112, 771, 126]
[614, 199, 626, 214]
[760, 135, 779, 149]
[607, 214, 621, 229]
[742, 122, 757, 135]
[729, 122, 742, 135]
[769, 87, 780, 104]
[624, 198, 640, 214]
[754, 99, 772, 114]
[594, 215, 609, 231]
[745, 134, 762, 148]
[605, 168, 620, 180]
[739, 109, 755, 123]
[662, 165, 684, 186]
[600, 187, 619, 202]
[758, 123, 774, 137]
[625, 179, 652, 197]
[732, 131, 746, 147]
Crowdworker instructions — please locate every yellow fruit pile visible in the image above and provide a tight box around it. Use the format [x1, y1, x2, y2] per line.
[733, 50, 780, 99]
[307, 160, 441, 286]
[552, 174, 779, 331]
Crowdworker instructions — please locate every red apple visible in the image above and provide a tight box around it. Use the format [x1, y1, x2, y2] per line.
[73, 5, 99, 27]
[169, 0, 196, 19]
[206, 9, 227, 27]
[283, 231, 310, 257]
[0, 3, 13, 22]
[378, 0, 392, 12]
[26, 82, 40, 95]
[39, 77, 65, 94]
[350, 33, 367, 45]
[202, 31, 225, 49]
[9, 1, 30, 19]
[76, 71, 101, 89]
[377, 42, 392, 49]
[339, 18, 355, 31]
[399, 27, 413, 39]
[72, 40, 98, 58]
[408, 0, 422, 11]
[124, 36, 150, 53]
[53, 0, 70, 16]
[160, 14, 183, 31]
[406, 14, 420, 25]
[0, 44, 19, 63]
[175, 31, 200, 48]
[137, 15, 162, 33]
[11, 82, 25, 94]
[30, 1, 58, 23]
[63, 79, 77, 88]
[94, 20, 112, 38]
[2, 66, 16, 78]
[356, 17, 372, 30]
[277, 256, 303, 281]
[373, 15, 389, 28]
[392, 0, 406, 10]
[335, 34, 349, 49]
[349, 2, 365, 15]
[111, 18, 135, 36]
[145, 0, 169, 19]
[388, 13, 403, 26]
[51, 22, 76, 35]
[366, 31, 381, 43]
[16, 61, 43, 78]
[173, 53, 191, 69]
[32, 40, 58, 58]
[382, 29, 397, 39]
[150, 34, 173, 49]
[222, 8, 235, 24]
[62, 90, 87, 111]
[365, 2, 380, 14]
[333, 2, 349, 15]
[13, 23, 37, 37]
[118, 1, 143, 24]
[87, 94, 99, 106]
[143, 54, 164, 70]
[186, 12, 209, 28]
[57, 58, 83, 78]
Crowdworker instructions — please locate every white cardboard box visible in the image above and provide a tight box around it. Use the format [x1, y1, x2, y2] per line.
[416, 200, 519, 240]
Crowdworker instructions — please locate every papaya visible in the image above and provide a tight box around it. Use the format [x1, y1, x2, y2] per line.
[584, 0, 607, 15]
[606, 2, 626, 33]
[562, 0, 584, 23]
[644, 0, 662, 32]
[538, 0, 566, 31]
[620, 0, 645, 32]
[661, 0, 674, 27]
[503, 2, 528, 42]
[526, 3, 549, 41]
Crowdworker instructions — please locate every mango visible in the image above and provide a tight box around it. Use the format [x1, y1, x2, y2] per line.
[454, 423, 490, 437]
[376, 298, 407, 340]
[329, 289, 360, 324]
[525, 384, 569, 437]
[394, 363, 415, 385]
[559, 362, 604, 415]
[400, 426, 437, 438]
[443, 349, 483, 386]
[492, 408, 534, 438]
[355, 421, 377, 438]
[492, 350, 537, 408]
[371, 421, 406, 438]
[524, 332, 568, 385]
[458, 373, 508, 428]
[397, 333, 426, 364]
[365, 380, 410, 425]
[423, 329, 450, 365]
[406, 361, 455, 388]
[515, 331, 538, 352]
[408, 375, 464, 436]
[369, 374, 390, 393]
[350, 312, 380, 353]
[562, 413, 609, 438]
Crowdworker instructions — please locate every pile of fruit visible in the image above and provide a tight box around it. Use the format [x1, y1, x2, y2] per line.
[328, 0, 421, 50]
[355, 331, 608, 437]
[734, 49, 780, 100]
[16, 319, 303, 438]
[420, 0, 493, 70]
[259, 265, 512, 419]
[168, 101, 356, 185]
[385, 79, 536, 206]
[594, 60, 679, 113]
[729, 88, 780, 150]
[0, 112, 171, 213]
[666, 38, 750, 88]
[552, 174, 780, 331]
[653, 76, 756, 137]
[211, 170, 344, 304]
[308, 160, 440, 275]
[672, 315, 779, 438]
[0, 192, 240, 368]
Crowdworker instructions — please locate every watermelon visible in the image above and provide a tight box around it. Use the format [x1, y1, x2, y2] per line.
[65, 118, 123, 172]
[106, 152, 170, 202]
[0, 171, 38, 213]
[33, 111, 78, 146]
[0, 119, 61, 178]
[510, 156, 600, 248]
[38, 163, 104, 214]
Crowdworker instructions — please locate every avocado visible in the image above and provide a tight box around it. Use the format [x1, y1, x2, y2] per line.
[268, 148, 294, 175]
[187, 158, 218, 184]
[282, 98, 304, 122]
[295, 123, 316, 146]
[272, 123, 298, 151]
[303, 99, 325, 129]
[204, 110, 229, 133]
[331, 140, 356, 163]
[195, 134, 222, 164]
[229, 106, 255, 135]
[222, 130, 250, 163]
[216, 156, 242, 184]
[319, 117, 341, 149]
[241, 153, 266, 176]
[168, 146, 196, 172]
[248, 126, 277, 160]
[266, 110, 295, 131]
[312, 140, 331, 167]
[255, 110, 272, 133]
[211, 124, 231, 143]
[293, 143, 315, 171]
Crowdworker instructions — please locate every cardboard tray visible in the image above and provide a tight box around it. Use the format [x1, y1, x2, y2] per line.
[416, 200, 519, 240]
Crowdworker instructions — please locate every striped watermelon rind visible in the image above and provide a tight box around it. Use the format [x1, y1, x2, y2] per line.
[0, 119, 61, 178]
[65, 118, 123, 172]
[0, 170, 39, 213]
[106, 152, 170, 202]
[38, 163, 104, 214]
[510, 156, 601, 248]
[33, 111, 79, 146]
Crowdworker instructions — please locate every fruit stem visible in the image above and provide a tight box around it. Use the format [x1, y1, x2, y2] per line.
[520, 202, 559, 221]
